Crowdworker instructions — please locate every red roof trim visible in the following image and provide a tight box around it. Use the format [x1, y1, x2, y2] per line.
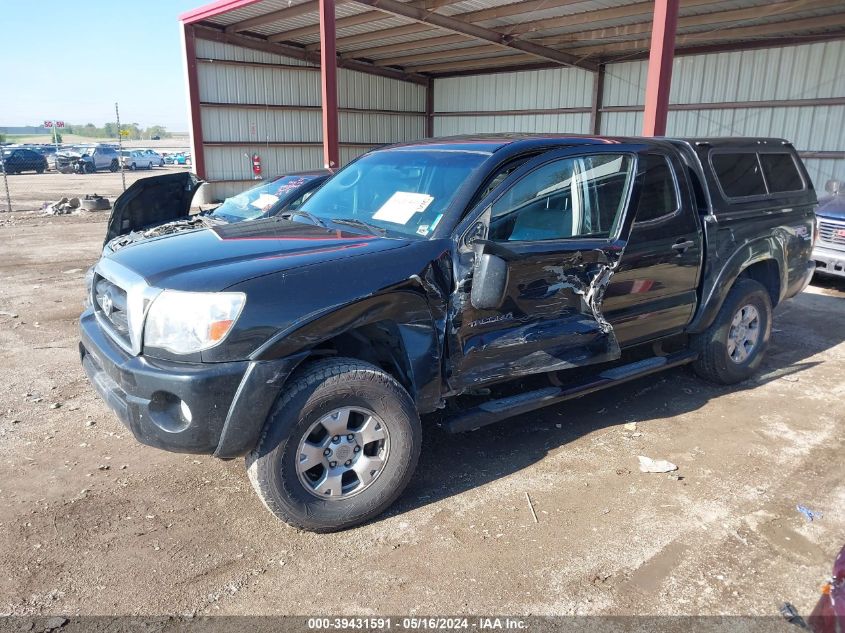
[179, 0, 264, 24]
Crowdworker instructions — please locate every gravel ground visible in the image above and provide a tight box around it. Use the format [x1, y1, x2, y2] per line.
[0, 211, 842, 620]
[2, 166, 190, 212]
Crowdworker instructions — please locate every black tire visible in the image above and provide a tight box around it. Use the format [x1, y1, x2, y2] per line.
[36, 167, 44, 174]
[246, 357, 421, 532]
[110, 160, 119, 173]
[83, 162, 95, 174]
[129, 163, 136, 171]
[147, 162, 153, 170]
[691, 278, 772, 385]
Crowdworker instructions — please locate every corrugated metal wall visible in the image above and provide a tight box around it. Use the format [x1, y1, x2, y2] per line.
[194, 38, 425, 201]
[602, 40, 845, 189]
[431, 40, 845, 190]
[191, 37, 845, 201]
[433, 68, 595, 136]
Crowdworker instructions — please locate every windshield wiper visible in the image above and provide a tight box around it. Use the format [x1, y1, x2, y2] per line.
[330, 218, 386, 235]
[281, 209, 328, 228]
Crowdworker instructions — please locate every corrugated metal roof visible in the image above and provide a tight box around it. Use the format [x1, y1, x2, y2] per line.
[190, 0, 845, 75]
[203, 0, 314, 27]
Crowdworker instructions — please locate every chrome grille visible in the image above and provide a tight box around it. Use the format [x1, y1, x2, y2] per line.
[94, 276, 131, 347]
[818, 219, 845, 247]
[91, 258, 161, 356]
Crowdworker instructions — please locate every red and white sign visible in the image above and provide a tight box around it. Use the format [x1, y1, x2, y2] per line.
[55, 121, 65, 128]
[43, 120, 53, 128]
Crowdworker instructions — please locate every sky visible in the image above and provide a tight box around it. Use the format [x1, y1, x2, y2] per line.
[0, 0, 205, 132]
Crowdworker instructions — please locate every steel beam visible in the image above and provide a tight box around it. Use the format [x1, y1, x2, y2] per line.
[642, 0, 679, 136]
[319, 0, 340, 169]
[182, 24, 207, 180]
[425, 77, 434, 137]
[590, 64, 605, 135]
[225, 1, 320, 33]
[347, 0, 597, 71]
[191, 25, 428, 84]
[573, 12, 845, 57]
[333, 0, 592, 52]
[272, 0, 460, 45]
[413, 53, 537, 74]
[380, 43, 502, 67]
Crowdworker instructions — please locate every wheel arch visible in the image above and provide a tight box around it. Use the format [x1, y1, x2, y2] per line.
[687, 235, 785, 334]
[252, 290, 444, 413]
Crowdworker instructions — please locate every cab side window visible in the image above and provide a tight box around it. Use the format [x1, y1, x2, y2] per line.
[489, 153, 633, 242]
[634, 155, 679, 223]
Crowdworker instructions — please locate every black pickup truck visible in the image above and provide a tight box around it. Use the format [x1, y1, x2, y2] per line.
[79, 135, 816, 532]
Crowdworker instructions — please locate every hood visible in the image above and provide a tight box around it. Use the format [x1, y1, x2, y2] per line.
[816, 194, 845, 221]
[105, 217, 413, 291]
[104, 172, 201, 244]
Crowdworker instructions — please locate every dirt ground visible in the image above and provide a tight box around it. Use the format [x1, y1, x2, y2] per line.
[0, 211, 843, 620]
[2, 166, 190, 213]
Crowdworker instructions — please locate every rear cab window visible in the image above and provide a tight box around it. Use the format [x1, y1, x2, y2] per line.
[711, 153, 766, 198]
[759, 153, 804, 192]
[709, 150, 805, 200]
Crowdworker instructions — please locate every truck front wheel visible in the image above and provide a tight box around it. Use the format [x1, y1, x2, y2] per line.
[691, 278, 772, 385]
[246, 358, 421, 532]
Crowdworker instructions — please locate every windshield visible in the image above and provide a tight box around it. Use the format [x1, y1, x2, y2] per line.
[298, 149, 490, 238]
[212, 175, 319, 222]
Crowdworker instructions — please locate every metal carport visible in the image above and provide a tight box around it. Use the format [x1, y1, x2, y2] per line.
[178, 0, 845, 201]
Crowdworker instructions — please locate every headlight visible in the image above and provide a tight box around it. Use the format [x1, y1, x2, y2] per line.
[143, 291, 245, 355]
[84, 266, 95, 308]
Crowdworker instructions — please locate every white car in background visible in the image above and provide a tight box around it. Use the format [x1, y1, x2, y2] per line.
[120, 150, 154, 170]
[138, 149, 164, 167]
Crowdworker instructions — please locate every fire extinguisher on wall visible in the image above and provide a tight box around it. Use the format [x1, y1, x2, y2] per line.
[252, 153, 262, 180]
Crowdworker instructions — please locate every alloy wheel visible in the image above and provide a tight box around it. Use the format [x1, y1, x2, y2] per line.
[727, 304, 760, 364]
[295, 406, 389, 500]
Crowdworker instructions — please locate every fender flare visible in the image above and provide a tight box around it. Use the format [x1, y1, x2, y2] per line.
[687, 232, 787, 334]
[251, 289, 443, 413]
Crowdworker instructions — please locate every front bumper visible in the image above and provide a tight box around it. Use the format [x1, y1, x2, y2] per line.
[813, 244, 845, 278]
[79, 309, 303, 457]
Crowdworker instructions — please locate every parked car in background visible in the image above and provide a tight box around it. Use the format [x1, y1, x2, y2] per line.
[102, 169, 332, 252]
[1, 147, 47, 174]
[79, 135, 816, 532]
[139, 149, 164, 167]
[79, 145, 120, 174]
[164, 152, 192, 166]
[812, 178, 845, 278]
[120, 150, 154, 171]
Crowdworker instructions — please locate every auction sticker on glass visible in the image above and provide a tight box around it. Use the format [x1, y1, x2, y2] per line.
[372, 192, 434, 224]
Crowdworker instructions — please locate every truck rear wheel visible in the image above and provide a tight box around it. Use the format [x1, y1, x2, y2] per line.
[691, 278, 772, 385]
[246, 358, 421, 532]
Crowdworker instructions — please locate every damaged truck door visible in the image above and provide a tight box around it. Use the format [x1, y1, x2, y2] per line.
[449, 148, 640, 389]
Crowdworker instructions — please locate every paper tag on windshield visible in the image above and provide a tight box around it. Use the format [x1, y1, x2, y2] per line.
[372, 192, 434, 225]
[250, 193, 279, 209]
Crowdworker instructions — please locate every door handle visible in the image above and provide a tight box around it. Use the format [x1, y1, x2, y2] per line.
[671, 239, 694, 254]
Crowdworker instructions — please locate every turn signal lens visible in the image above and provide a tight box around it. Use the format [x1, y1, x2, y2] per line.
[208, 319, 235, 342]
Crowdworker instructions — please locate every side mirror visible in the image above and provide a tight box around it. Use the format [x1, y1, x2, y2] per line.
[825, 179, 842, 196]
[470, 251, 508, 310]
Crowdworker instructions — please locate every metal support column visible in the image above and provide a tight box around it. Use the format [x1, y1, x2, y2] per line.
[642, 0, 679, 136]
[319, 0, 340, 169]
[183, 23, 207, 179]
[589, 64, 605, 135]
[425, 77, 435, 138]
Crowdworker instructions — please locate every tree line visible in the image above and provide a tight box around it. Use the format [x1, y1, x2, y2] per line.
[60, 123, 172, 140]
